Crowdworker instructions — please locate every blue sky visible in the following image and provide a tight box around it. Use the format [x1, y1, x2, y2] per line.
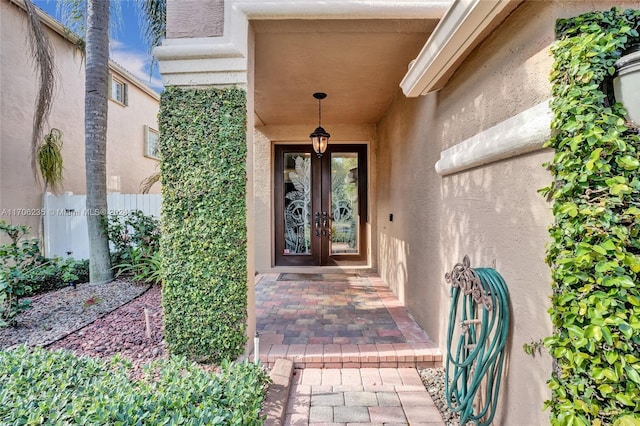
[34, 0, 163, 92]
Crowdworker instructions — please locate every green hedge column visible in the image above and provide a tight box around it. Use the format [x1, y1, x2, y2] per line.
[159, 87, 248, 363]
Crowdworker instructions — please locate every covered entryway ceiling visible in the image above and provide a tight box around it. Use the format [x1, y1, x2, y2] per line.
[253, 19, 438, 127]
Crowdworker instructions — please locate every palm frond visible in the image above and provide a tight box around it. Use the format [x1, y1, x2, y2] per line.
[57, 0, 123, 42]
[136, 0, 166, 72]
[140, 172, 161, 194]
[23, 0, 56, 182]
[56, 0, 86, 38]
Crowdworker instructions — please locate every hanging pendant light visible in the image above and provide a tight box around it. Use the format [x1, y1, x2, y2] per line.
[310, 92, 330, 157]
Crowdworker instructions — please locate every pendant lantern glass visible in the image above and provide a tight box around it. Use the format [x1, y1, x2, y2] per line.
[310, 92, 330, 157]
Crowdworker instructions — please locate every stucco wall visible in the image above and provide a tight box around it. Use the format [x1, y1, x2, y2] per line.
[166, 0, 224, 39]
[106, 77, 161, 195]
[375, 1, 636, 424]
[0, 0, 160, 241]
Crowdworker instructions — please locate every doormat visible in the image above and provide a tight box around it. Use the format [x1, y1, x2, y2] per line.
[277, 273, 358, 281]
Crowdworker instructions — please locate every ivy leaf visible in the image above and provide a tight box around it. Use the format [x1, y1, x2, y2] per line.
[610, 183, 631, 195]
[624, 365, 640, 384]
[615, 393, 635, 407]
[559, 202, 579, 217]
[598, 384, 614, 395]
[616, 156, 640, 170]
[624, 206, 640, 217]
[605, 351, 619, 364]
[619, 323, 633, 339]
[592, 245, 607, 255]
[585, 325, 603, 341]
[613, 416, 640, 426]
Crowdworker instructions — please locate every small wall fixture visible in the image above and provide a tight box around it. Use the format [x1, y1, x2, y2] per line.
[613, 43, 640, 129]
[310, 92, 330, 157]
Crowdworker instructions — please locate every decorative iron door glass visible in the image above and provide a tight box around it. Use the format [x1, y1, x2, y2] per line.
[275, 145, 367, 266]
[283, 152, 312, 255]
[330, 152, 359, 255]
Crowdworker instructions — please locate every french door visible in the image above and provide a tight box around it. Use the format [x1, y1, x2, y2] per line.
[274, 144, 368, 266]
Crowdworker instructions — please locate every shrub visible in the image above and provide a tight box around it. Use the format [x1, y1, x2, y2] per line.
[160, 87, 248, 363]
[105, 210, 160, 265]
[543, 8, 640, 425]
[106, 210, 161, 284]
[0, 346, 269, 425]
[0, 222, 38, 326]
[1, 221, 91, 326]
[115, 248, 162, 285]
[25, 258, 89, 294]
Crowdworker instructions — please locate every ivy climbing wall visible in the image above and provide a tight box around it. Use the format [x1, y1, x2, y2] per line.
[544, 8, 640, 425]
[159, 87, 248, 363]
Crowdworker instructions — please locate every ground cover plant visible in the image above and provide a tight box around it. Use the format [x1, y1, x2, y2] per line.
[159, 87, 248, 363]
[542, 8, 640, 425]
[0, 346, 268, 425]
[0, 221, 88, 326]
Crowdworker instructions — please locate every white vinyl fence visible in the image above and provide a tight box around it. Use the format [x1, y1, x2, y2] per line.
[43, 192, 161, 260]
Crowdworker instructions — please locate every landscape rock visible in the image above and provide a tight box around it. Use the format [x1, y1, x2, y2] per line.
[0, 280, 149, 349]
[49, 285, 165, 375]
[418, 367, 462, 426]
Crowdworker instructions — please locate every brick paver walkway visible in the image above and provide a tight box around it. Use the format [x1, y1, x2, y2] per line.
[257, 273, 446, 425]
[258, 275, 404, 345]
[285, 367, 445, 425]
[255, 273, 442, 368]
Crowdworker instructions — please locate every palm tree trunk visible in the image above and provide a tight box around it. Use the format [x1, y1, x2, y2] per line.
[85, 0, 113, 283]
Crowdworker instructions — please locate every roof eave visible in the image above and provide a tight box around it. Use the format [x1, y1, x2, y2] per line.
[400, 0, 522, 97]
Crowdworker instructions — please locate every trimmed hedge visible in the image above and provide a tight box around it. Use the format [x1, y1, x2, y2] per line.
[0, 346, 268, 425]
[543, 8, 640, 425]
[159, 87, 248, 363]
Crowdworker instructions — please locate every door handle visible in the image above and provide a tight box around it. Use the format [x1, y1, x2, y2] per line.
[314, 211, 320, 236]
[322, 211, 329, 236]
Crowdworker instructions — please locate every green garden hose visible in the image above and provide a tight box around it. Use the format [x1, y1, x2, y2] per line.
[445, 256, 510, 425]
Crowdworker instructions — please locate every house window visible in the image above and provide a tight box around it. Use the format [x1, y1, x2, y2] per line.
[145, 126, 159, 159]
[109, 75, 128, 105]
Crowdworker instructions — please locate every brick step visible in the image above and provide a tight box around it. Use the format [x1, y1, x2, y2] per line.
[255, 342, 443, 369]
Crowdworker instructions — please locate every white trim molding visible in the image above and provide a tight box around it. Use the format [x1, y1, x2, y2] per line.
[401, 0, 519, 97]
[154, 0, 251, 87]
[435, 100, 552, 176]
[233, 1, 450, 19]
[155, 0, 451, 87]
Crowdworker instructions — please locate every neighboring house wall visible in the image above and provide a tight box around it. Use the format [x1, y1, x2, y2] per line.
[106, 62, 162, 194]
[0, 0, 160, 242]
[375, 1, 637, 425]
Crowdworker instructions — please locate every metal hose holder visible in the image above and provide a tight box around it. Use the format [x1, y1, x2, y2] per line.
[445, 255, 510, 425]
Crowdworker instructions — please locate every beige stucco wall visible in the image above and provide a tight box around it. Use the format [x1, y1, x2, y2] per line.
[106, 76, 161, 195]
[0, 0, 160, 241]
[376, 1, 637, 424]
[166, 0, 224, 39]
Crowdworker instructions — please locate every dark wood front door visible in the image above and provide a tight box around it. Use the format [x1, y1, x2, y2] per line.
[274, 144, 368, 266]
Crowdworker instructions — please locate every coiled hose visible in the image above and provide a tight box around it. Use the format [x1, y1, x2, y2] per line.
[445, 257, 510, 425]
